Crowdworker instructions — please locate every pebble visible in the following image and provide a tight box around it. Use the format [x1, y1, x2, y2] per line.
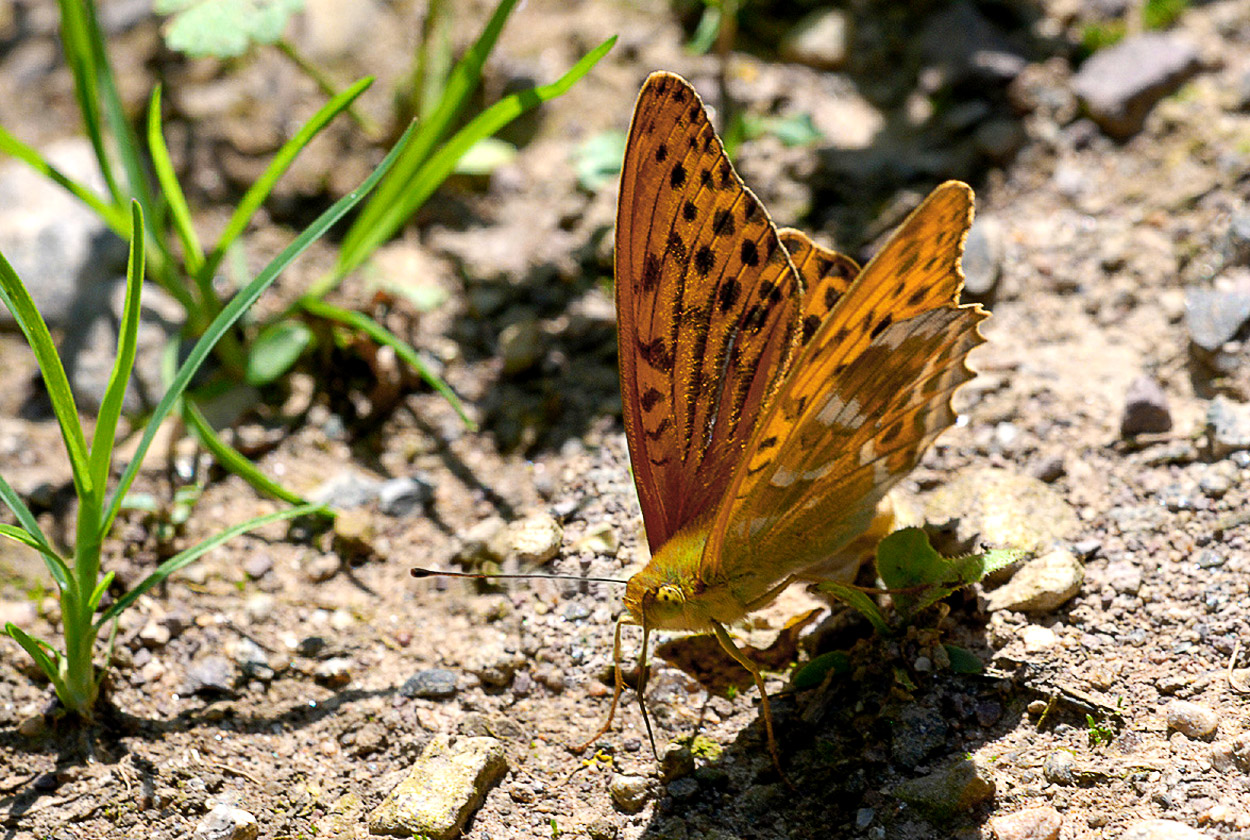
[378, 475, 434, 517]
[985, 548, 1084, 613]
[1186, 287, 1250, 352]
[575, 522, 620, 556]
[1209, 734, 1250, 773]
[498, 319, 543, 376]
[1103, 559, 1143, 595]
[609, 773, 651, 814]
[1121, 819, 1212, 840]
[989, 806, 1062, 840]
[1071, 33, 1201, 138]
[1042, 750, 1077, 786]
[892, 755, 995, 818]
[962, 215, 1004, 298]
[369, 736, 508, 840]
[1021, 624, 1057, 652]
[242, 553, 274, 580]
[310, 471, 382, 508]
[1206, 396, 1250, 458]
[194, 804, 259, 840]
[1224, 211, 1250, 267]
[779, 8, 850, 70]
[183, 657, 236, 697]
[660, 741, 695, 782]
[1165, 700, 1219, 740]
[508, 513, 563, 565]
[1029, 454, 1065, 483]
[1197, 463, 1234, 498]
[586, 816, 619, 840]
[314, 657, 353, 688]
[1121, 376, 1172, 436]
[302, 553, 341, 583]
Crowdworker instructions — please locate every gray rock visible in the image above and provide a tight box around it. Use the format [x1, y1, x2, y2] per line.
[780, 9, 851, 71]
[194, 804, 259, 840]
[923, 467, 1081, 555]
[1186, 287, 1250, 351]
[988, 806, 1062, 840]
[891, 706, 950, 769]
[369, 736, 508, 839]
[1206, 396, 1250, 457]
[609, 773, 651, 814]
[1165, 700, 1220, 740]
[660, 741, 695, 782]
[184, 656, 236, 696]
[985, 548, 1084, 613]
[0, 139, 125, 329]
[1072, 33, 1201, 138]
[893, 754, 995, 818]
[1121, 819, 1212, 840]
[1121, 375, 1172, 436]
[1042, 750, 1077, 785]
[401, 669, 458, 699]
[377, 475, 434, 517]
[309, 471, 382, 509]
[666, 777, 699, 801]
[961, 215, 1003, 297]
[242, 552, 274, 580]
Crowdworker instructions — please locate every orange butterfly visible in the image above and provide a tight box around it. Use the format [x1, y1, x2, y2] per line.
[584, 71, 989, 772]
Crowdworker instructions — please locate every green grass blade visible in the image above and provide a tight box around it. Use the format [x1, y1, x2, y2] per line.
[146, 86, 205, 278]
[87, 202, 145, 503]
[0, 126, 131, 234]
[4, 623, 66, 694]
[0, 523, 70, 591]
[182, 400, 308, 506]
[335, 35, 616, 280]
[299, 296, 475, 429]
[99, 119, 422, 538]
[0, 253, 93, 502]
[338, 0, 521, 270]
[0, 472, 60, 579]
[198, 76, 375, 285]
[54, 0, 120, 203]
[94, 502, 326, 628]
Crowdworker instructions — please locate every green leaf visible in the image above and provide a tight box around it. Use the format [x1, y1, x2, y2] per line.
[686, 5, 722, 55]
[574, 130, 626, 192]
[944, 644, 983, 675]
[157, 0, 305, 58]
[4, 623, 65, 693]
[817, 581, 890, 635]
[876, 527, 1028, 617]
[790, 650, 851, 691]
[453, 137, 517, 176]
[183, 400, 307, 506]
[246, 320, 313, 385]
[88, 202, 145, 503]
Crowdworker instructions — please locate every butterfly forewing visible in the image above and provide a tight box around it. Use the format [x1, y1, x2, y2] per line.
[617, 72, 804, 551]
[704, 182, 987, 589]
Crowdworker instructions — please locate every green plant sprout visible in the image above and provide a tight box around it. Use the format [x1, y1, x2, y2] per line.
[0, 117, 418, 718]
[0, 0, 613, 516]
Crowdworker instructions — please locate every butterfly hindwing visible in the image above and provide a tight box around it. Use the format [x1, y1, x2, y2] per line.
[617, 72, 805, 551]
[777, 229, 861, 347]
[704, 182, 987, 591]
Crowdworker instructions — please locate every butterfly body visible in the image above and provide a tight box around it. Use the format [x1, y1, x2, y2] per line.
[591, 70, 989, 772]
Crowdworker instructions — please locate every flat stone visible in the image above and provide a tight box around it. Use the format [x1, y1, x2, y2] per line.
[1186, 287, 1250, 351]
[401, 668, 458, 699]
[1121, 819, 1212, 840]
[369, 736, 508, 839]
[893, 754, 995, 818]
[194, 804, 259, 840]
[962, 215, 1004, 298]
[923, 467, 1080, 555]
[985, 548, 1084, 614]
[1072, 33, 1201, 138]
[1165, 700, 1220, 740]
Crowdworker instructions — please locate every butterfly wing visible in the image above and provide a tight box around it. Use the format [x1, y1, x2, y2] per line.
[704, 181, 988, 593]
[777, 229, 861, 347]
[616, 72, 805, 551]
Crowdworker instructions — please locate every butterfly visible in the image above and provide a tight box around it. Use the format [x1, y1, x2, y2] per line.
[581, 71, 989, 773]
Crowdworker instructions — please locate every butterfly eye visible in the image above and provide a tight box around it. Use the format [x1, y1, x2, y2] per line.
[656, 584, 683, 604]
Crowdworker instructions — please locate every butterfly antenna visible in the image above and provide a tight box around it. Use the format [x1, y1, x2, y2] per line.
[637, 621, 659, 760]
[411, 567, 628, 585]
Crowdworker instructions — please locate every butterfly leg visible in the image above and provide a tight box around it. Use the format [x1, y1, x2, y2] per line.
[574, 615, 631, 753]
[711, 621, 789, 784]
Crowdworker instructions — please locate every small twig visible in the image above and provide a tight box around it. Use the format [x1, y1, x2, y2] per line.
[1228, 638, 1250, 694]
